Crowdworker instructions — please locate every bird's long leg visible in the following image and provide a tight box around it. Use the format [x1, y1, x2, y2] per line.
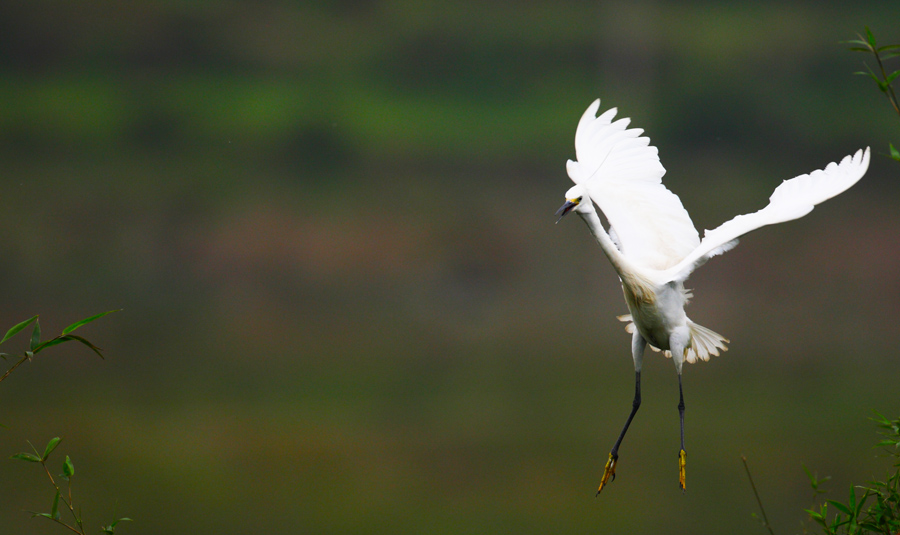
[598, 332, 645, 495]
[669, 337, 688, 492]
[677, 372, 686, 492]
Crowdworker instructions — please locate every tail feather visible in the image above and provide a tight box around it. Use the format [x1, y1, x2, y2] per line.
[684, 320, 729, 363]
[617, 315, 729, 363]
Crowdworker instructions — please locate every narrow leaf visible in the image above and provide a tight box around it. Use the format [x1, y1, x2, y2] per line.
[62, 455, 74, 478]
[866, 27, 877, 47]
[103, 517, 133, 533]
[61, 309, 121, 335]
[30, 319, 41, 351]
[42, 437, 61, 461]
[828, 500, 853, 515]
[1, 315, 38, 344]
[890, 143, 900, 161]
[878, 44, 900, 52]
[887, 70, 900, 83]
[30, 512, 54, 519]
[844, 39, 871, 47]
[66, 335, 105, 359]
[32, 336, 71, 355]
[50, 489, 60, 520]
[854, 488, 868, 517]
[803, 465, 815, 483]
[11, 453, 42, 462]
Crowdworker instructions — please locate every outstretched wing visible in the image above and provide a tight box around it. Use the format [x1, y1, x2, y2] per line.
[566, 100, 700, 271]
[664, 147, 870, 282]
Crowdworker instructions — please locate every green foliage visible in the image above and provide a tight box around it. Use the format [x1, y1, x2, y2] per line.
[101, 517, 132, 535]
[0, 311, 120, 384]
[1, 315, 39, 344]
[846, 27, 900, 161]
[12, 438, 131, 535]
[61, 310, 120, 336]
[2, 312, 130, 534]
[804, 413, 900, 534]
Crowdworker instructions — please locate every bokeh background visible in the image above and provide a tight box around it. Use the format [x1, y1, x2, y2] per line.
[0, 1, 898, 534]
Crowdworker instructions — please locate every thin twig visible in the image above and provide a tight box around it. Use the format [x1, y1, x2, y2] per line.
[44, 517, 84, 535]
[872, 48, 900, 116]
[40, 459, 86, 535]
[0, 354, 30, 383]
[742, 455, 776, 535]
[856, 31, 900, 117]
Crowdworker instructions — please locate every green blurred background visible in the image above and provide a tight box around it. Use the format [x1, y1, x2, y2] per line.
[0, 1, 898, 533]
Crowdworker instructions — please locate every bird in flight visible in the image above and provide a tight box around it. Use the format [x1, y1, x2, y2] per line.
[555, 99, 870, 494]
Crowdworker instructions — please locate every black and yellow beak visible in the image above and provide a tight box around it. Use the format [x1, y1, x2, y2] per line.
[555, 199, 579, 223]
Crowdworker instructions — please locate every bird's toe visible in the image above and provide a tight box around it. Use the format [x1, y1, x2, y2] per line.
[597, 453, 618, 495]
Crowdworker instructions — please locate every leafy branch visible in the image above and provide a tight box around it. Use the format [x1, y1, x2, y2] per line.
[12, 437, 131, 534]
[846, 27, 900, 160]
[0, 310, 120, 385]
[804, 412, 900, 534]
[2, 311, 130, 533]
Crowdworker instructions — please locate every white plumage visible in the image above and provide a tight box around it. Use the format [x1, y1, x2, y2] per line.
[566, 100, 700, 271]
[556, 98, 869, 493]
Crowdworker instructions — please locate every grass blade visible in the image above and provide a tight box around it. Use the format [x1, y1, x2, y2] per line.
[30, 319, 41, 351]
[50, 489, 60, 520]
[61, 310, 121, 336]
[42, 437, 61, 461]
[66, 335, 105, 359]
[62, 455, 74, 478]
[1, 315, 38, 344]
[31, 336, 71, 355]
[828, 499, 852, 515]
[11, 453, 41, 462]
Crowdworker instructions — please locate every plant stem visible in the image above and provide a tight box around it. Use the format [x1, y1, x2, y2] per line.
[0, 354, 30, 383]
[872, 48, 900, 116]
[742, 455, 776, 535]
[46, 517, 85, 535]
[40, 460, 85, 535]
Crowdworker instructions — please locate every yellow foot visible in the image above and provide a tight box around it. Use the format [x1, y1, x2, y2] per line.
[678, 449, 686, 491]
[596, 453, 618, 495]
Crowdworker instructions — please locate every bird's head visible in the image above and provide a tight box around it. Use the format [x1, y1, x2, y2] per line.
[555, 184, 592, 223]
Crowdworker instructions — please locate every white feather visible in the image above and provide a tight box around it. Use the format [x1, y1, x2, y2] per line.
[664, 147, 870, 282]
[566, 100, 700, 271]
[563, 100, 868, 365]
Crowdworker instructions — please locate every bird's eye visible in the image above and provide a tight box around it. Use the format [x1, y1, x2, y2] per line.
[576, 196, 583, 202]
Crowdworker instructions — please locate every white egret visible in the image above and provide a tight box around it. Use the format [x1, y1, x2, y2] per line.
[555, 99, 870, 493]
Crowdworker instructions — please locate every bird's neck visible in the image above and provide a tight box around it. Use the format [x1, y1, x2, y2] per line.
[577, 209, 633, 278]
